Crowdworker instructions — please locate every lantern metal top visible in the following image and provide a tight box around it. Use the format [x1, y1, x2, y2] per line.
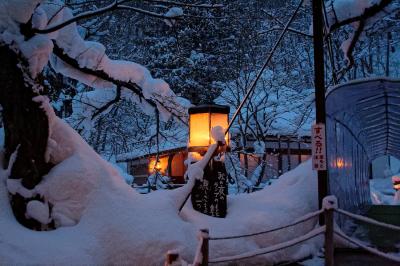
[188, 104, 230, 115]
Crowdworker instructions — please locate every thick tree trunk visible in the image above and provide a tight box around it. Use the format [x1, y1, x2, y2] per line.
[0, 45, 53, 229]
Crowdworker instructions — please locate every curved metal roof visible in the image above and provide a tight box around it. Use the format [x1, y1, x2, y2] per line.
[326, 78, 400, 161]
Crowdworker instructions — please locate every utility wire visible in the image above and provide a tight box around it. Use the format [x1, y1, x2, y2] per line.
[179, 0, 304, 214]
[225, 0, 305, 135]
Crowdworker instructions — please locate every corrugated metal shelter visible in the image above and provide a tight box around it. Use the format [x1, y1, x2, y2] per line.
[326, 78, 400, 215]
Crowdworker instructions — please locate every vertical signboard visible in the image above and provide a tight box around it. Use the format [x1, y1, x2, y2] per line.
[191, 159, 227, 218]
[312, 123, 327, 170]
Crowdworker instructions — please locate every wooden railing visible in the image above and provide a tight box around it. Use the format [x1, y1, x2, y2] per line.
[164, 196, 400, 266]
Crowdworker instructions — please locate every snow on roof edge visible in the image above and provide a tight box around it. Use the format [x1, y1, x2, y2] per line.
[326, 77, 400, 97]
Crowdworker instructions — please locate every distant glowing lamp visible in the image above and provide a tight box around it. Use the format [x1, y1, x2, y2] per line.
[393, 176, 400, 191]
[336, 157, 344, 169]
[188, 104, 230, 153]
[154, 160, 162, 171]
[149, 156, 168, 174]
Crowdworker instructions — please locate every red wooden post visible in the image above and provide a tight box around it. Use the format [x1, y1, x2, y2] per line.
[323, 196, 337, 266]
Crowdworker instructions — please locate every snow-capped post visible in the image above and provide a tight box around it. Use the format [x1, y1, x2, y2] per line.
[323, 196, 337, 266]
[312, 0, 328, 225]
[164, 250, 180, 266]
[187, 104, 229, 218]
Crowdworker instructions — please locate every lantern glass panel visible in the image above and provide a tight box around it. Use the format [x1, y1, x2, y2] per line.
[210, 113, 229, 144]
[189, 113, 210, 147]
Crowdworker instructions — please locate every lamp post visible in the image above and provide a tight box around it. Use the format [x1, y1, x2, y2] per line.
[188, 104, 230, 218]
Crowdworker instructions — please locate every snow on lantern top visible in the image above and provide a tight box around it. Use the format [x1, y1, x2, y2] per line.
[188, 104, 230, 152]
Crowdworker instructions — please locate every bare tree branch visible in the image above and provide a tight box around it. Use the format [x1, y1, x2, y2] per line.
[33, 0, 223, 34]
[91, 85, 122, 119]
[260, 9, 312, 38]
[116, 4, 183, 19]
[143, 0, 223, 8]
[51, 42, 186, 125]
[34, 0, 181, 34]
[34, 1, 121, 34]
[258, 27, 313, 38]
[344, 20, 365, 67]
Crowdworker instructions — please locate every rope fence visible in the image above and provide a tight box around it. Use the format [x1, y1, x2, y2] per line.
[164, 195, 400, 266]
[334, 230, 400, 263]
[332, 206, 400, 264]
[208, 226, 325, 264]
[335, 208, 400, 231]
[165, 204, 325, 266]
[209, 209, 323, 240]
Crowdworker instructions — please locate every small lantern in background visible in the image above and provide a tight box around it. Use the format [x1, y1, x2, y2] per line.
[149, 156, 168, 175]
[336, 157, 345, 169]
[393, 176, 400, 191]
[188, 104, 230, 154]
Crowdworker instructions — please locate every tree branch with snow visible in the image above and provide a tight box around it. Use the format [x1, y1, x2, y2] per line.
[327, 0, 396, 67]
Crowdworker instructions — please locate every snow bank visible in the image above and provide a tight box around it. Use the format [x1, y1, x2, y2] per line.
[181, 160, 321, 264]
[0, 0, 322, 263]
[0, 114, 321, 265]
[0, 116, 197, 265]
[370, 178, 400, 205]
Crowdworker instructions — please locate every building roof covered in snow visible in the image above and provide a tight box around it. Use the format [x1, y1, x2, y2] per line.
[116, 130, 188, 162]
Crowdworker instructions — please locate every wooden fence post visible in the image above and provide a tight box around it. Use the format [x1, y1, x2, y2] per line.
[164, 250, 179, 266]
[200, 229, 209, 266]
[324, 203, 334, 266]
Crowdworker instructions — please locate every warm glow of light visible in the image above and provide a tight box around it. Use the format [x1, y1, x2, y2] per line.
[210, 113, 229, 145]
[189, 113, 210, 147]
[336, 157, 344, 169]
[189, 112, 229, 149]
[393, 176, 400, 190]
[148, 156, 168, 175]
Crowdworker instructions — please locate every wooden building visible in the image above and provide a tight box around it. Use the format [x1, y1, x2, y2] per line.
[236, 135, 312, 179]
[117, 146, 186, 185]
[116, 134, 311, 185]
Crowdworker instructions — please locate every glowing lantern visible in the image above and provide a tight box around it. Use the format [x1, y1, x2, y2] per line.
[188, 104, 230, 153]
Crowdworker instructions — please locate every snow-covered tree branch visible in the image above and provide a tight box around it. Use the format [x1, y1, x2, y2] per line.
[326, 0, 399, 67]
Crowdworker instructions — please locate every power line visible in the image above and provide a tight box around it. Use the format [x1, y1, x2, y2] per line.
[225, 0, 305, 135]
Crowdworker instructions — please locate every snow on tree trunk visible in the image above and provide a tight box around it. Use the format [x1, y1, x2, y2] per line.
[0, 45, 52, 229]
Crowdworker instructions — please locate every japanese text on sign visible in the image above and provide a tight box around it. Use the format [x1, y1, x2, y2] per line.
[312, 123, 327, 170]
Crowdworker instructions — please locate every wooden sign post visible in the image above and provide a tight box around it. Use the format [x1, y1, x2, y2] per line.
[312, 123, 327, 171]
[191, 153, 228, 218]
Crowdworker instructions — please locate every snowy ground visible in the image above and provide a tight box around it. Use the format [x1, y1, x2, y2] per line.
[0, 118, 322, 265]
[370, 178, 400, 205]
